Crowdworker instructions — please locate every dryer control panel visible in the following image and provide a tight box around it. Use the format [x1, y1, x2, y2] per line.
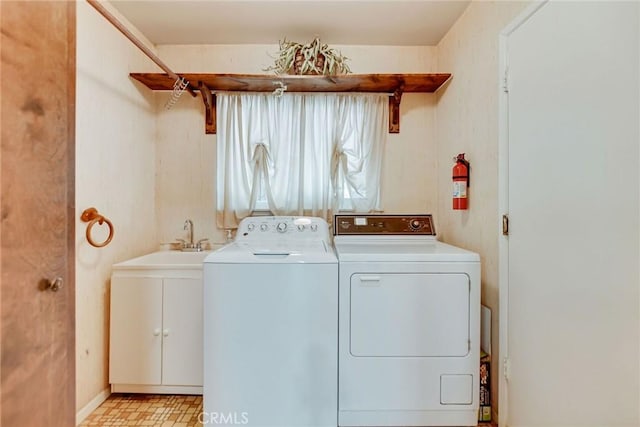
[334, 214, 436, 236]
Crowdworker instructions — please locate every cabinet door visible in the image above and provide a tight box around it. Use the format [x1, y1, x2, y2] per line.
[110, 276, 163, 385]
[162, 278, 203, 386]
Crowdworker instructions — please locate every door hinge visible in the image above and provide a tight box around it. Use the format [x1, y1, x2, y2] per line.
[502, 214, 509, 236]
[503, 67, 510, 93]
[503, 357, 511, 381]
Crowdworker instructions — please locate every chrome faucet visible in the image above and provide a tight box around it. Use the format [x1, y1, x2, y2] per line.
[176, 219, 208, 251]
[184, 219, 194, 245]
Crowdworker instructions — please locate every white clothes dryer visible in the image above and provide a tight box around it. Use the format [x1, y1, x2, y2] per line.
[333, 215, 480, 427]
[203, 216, 338, 427]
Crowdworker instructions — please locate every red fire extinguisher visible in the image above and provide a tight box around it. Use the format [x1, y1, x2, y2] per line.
[452, 153, 470, 210]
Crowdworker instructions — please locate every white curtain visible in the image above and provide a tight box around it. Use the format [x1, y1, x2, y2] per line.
[216, 92, 388, 229]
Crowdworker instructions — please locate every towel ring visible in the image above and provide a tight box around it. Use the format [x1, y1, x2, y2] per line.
[81, 207, 114, 248]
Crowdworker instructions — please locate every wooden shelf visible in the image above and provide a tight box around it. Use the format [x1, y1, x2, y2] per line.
[130, 73, 452, 134]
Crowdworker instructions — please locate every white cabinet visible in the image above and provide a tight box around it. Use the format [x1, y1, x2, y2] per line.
[161, 278, 203, 387]
[110, 276, 163, 387]
[109, 252, 205, 394]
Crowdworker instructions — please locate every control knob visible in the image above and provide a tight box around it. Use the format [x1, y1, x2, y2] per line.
[409, 219, 422, 231]
[247, 223, 255, 231]
[276, 222, 288, 233]
[310, 224, 318, 232]
[297, 224, 305, 231]
[260, 223, 269, 231]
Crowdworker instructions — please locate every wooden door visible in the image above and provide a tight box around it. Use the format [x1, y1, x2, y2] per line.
[501, 2, 639, 426]
[1, 2, 76, 426]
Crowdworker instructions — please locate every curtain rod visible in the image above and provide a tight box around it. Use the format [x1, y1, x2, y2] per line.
[86, 0, 197, 98]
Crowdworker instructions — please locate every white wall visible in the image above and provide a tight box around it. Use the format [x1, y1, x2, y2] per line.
[435, 0, 530, 418]
[75, 1, 159, 415]
[155, 44, 440, 244]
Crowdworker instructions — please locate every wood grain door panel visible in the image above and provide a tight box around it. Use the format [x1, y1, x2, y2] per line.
[1, 2, 76, 426]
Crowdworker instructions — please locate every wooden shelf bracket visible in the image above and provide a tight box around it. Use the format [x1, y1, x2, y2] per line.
[198, 82, 216, 134]
[389, 85, 404, 134]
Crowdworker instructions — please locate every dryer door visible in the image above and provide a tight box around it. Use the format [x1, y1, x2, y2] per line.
[350, 273, 470, 357]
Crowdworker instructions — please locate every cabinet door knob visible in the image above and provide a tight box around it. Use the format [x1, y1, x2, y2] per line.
[163, 329, 170, 337]
[153, 328, 161, 336]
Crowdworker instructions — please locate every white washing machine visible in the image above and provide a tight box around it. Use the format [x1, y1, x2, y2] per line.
[203, 216, 338, 427]
[333, 214, 480, 427]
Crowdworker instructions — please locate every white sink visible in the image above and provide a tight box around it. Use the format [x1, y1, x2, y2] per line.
[113, 250, 215, 270]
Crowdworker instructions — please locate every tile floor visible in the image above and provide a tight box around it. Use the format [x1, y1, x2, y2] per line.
[81, 394, 498, 427]
[80, 394, 202, 426]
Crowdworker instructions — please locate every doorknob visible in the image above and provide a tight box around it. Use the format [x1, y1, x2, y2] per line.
[42, 277, 63, 292]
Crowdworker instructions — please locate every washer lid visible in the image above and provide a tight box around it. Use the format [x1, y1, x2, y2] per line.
[334, 236, 479, 262]
[204, 240, 337, 264]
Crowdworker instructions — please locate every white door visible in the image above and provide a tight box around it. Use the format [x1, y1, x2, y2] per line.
[162, 278, 203, 386]
[501, 2, 639, 426]
[110, 276, 163, 385]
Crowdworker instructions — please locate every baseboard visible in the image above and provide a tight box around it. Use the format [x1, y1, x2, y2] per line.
[76, 387, 111, 426]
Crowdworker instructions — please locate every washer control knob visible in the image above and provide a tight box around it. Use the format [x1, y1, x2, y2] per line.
[260, 223, 269, 231]
[247, 223, 255, 231]
[310, 224, 318, 232]
[297, 224, 305, 231]
[409, 219, 422, 230]
[276, 222, 288, 233]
